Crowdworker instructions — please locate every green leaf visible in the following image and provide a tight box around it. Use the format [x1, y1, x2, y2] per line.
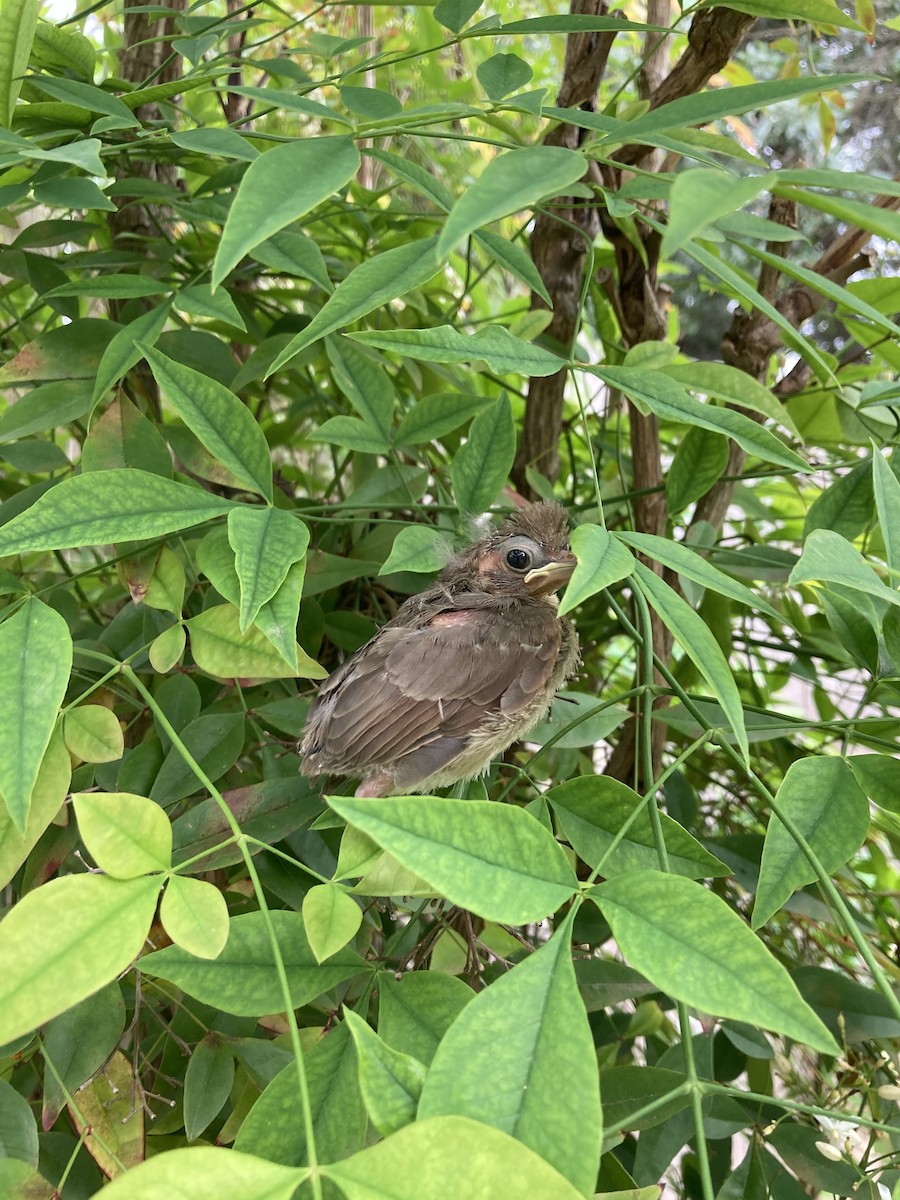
[437, 146, 586, 259]
[343, 1009, 426, 1137]
[73, 791, 171, 877]
[378, 972, 473, 1067]
[350, 324, 566, 377]
[340, 84, 402, 119]
[379, 525, 451, 575]
[170, 126, 259, 161]
[477, 52, 533, 101]
[234, 1021, 365, 1166]
[149, 624, 186, 673]
[395, 393, 491, 445]
[0, 873, 161, 1044]
[0, 469, 234, 555]
[665, 425, 729, 515]
[0, 728, 69, 891]
[227, 506, 309, 631]
[161, 875, 229, 960]
[40, 982, 125, 1129]
[327, 336, 395, 438]
[633, 560, 749, 761]
[328, 795, 578, 925]
[325, 1115, 585, 1200]
[848, 753, 900, 815]
[63, 705, 124, 765]
[253, 230, 333, 291]
[175, 283, 247, 331]
[0, 599, 71, 833]
[0, 380, 93, 442]
[790, 528, 900, 608]
[143, 546, 186, 615]
[30, 75, 138, 123]
[617, 531, 782, 622]
[149, 713, 244, 808]
[302, 883, 363, 962]
[872, 448, 900, 578]
[558, 524, 635, 616]
[528, 690, 628, 750]
[592, 871, 838, 1054]
[82, 395, 172, 477]
[793, 964, 900, 1044]
[183, 1033, 234, 1142]
[0, 0, 39, 127]
[803, 457, 874, 541]
[451, 394, 515, 512]
[594, 365, 808, 472]
[548, 776, 729, 879]
[268, 236, 442, 372]
[45, 274, 168, 300]
[142, 345, 272, 501]
[663, 359, 805, 440]
[418, 910, 601, 1194]
[0, 1077, 38, 1167]
[663, 170, 769, 257]
[309, 415, 391, 454]
[475, 229, 552, 306]
[97, 1147, 303, 1200]
[187, 603, 325, 680]
[718, 0, 865, 32]
[434, 0, 484, 33]
[753, 757, 870, 928]
[91, 301, 171, 408]
[141, 909, 367, 1017]
[212, 135, 360, 288]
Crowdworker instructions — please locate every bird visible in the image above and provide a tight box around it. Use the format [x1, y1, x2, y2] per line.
[299, 500, 580, 798]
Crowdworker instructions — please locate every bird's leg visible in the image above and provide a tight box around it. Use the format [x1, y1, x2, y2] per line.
[355, 772, 393, 798]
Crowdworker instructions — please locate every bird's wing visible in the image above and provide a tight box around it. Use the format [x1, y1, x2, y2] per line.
[302, 603, 561, 772]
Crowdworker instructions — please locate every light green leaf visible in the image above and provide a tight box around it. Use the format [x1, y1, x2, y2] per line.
[98, 1147, 304, 1200]
[0, 0, 39, 127]
[418, 910, 601, 1194]
[351, 324, 565, 376]
[717, 0, 864, 33]
[325, 1115, 585, 1200]
[791, 528, 900, 608]
[0, 873, 161, 1044]
[753, 757, 870, 929]
[379, 525, 451, 576]
[437, 146, 586, 259]
[617, 531, 782, 621]
[803, 457, 873, 542]
[309, 415, 391, 454]
[92, 302, 171, 408]
[45, 275, 167, 300]
[592, 872, 838, 1054]
[302, 883, 363, 963]
[633, 560, 749, 761]
[343, 1009, 426, 1137]
[0, 599, 72, 833]
[558, 524, 635, 616]
[212, 136, 360, 288]
[594, 365, 808, 472]
[477, 52, 533, 101]
[0, 380, 93, 443]
[161, 875, 230, 960]
[548, 776, 729, 879]
[267, 236, 442, 373]
[0, 469, 235, 555]
[170, 126, 259, 161]
[187, 602, 325, 680]
[378, 972, 473, 1067]
[63, 705, 124, 765]
[475, 229, 552, 306]
[0, 729, 69, 891]
[451, 394, 515, 513]
[328, 795, 578, 925]
[253, 230, 333, 291]
[143, 546, 187, 615]
[227, 506, 309, 632]
[141, 909, 367, 1016]
[149, 624, 186, 673]
[142, 345, 272, 501]
[663, 169, 769, 257]
[395, 393, 491, 445]
[175, 283, 247, 330]
[872, 449, 900, 578]
[434, 0, 484, 33]
[73, 791, 172, 878]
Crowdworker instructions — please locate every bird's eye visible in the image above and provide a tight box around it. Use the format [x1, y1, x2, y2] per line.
[506, 547, 532, 571]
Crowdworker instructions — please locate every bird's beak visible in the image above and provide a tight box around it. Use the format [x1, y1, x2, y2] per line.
[525, 551, 576, 597]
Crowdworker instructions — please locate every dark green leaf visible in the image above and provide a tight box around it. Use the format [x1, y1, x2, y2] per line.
[451, 394, 515, 513]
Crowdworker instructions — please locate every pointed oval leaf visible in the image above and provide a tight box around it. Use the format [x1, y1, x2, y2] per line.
[63, 705, 124, 765]
[187, 603, 325, 680]
[98, 1147, 303, 1200]
[0, 873, 161, 1044]
[302, 883, 363, 963]
[89, 297, 171, 409]
[350, 324, 565, 377]
[142, 345, 272, 501]
[227, 506, 309, 631]
[592, 871, 838, 1054]
[451, 394, 515, 513]
[268, 236, 442, 373]
[0, 599, 72, 833]
[418, 911, 601, 1195]
[328, 795, 578, 925]
[437, 146, 586, 258]
[477, 52, 533, 101]
[379, 525, 451, 576]
[378, 973, 473, 1067]
[149, 624, 187, 673]
[183, 1033, 235, 1142]
[141, 909, 368, 1016]
[212, 136, 360, 288]
[0, 729, 70, 891]
[559, 525, 635, 616]
[753, 757, 870, 929]
[161, 875, 229, 960]
[343, 1009, 426, 1137]
[0, 469, 234, 555]
[73, 791, 172, 878]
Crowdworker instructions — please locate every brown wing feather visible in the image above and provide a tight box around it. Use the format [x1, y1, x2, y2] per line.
[300, 602, 561, 776]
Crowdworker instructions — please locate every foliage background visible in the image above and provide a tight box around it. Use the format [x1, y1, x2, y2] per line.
[0, 0, 899, 1197]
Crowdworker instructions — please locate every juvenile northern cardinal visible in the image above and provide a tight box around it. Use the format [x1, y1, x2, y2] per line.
[300, 500, 580, 798]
